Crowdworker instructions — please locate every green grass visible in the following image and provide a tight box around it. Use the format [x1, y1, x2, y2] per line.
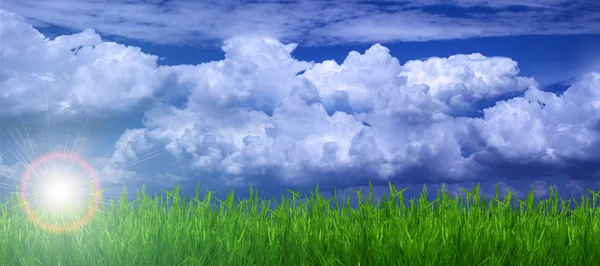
[1, 182, 600, 265]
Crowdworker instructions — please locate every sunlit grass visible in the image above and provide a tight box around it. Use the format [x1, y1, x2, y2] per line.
[1, 182, 600, 265]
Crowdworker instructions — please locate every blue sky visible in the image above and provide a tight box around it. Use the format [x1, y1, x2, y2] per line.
[1, 0, 600, 202]
[127, 34, 599, 87]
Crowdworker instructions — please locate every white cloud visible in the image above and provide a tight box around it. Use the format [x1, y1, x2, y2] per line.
[127, 37, 544, 188]
[0, 10, 165, 117]
[401, 54, 537, 109]
[111, 128, 154, 164]
[495, 181, 525, 198]
[0, 0, 596, 46]
[302, 49, 537, 118]
[566, 180, 585, 195]
[95, 128, 154, 184]
[531, 180, 558, 197]
[152, 172, 189, 188]
[144, 37, 598, 189]
[3, 11, 600, 193]
[181, 37, 314, 113]
[472, 72, 600, 173]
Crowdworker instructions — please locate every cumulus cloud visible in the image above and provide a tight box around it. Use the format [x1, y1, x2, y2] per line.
[123, 35, 577, 190]
[96, 128, 156, 184]
[302, 48, 536, 118]
[3, 10, 600, 193]
[0, 10, 166, 117]
[0, 0, 597, 46]
[400, 54, 537, 113]
[167, 39, 595, 189]
[471, 72, 600, 179]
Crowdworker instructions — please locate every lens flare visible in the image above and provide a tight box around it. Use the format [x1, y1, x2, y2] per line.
[18, 152, 102, 233]
[47, 180, 73, 206]
[36, 172, 82, 213]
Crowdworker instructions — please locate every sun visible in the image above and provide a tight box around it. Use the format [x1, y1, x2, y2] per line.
[31, 169, 86, 215]
[48, 180, 72, 204]
[38, 174, 80, 213]
[19, 152, 103, 233]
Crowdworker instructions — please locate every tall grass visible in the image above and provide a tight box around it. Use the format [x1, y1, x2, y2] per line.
[1, 183, 600, 265]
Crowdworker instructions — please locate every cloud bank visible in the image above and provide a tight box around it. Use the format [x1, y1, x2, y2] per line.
[1, 10, 599, 192]
[0, 10, 165, 117]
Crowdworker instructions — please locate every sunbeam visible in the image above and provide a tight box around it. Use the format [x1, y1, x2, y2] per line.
[0, 112, 162, 234]
[18, 151, 103, 233]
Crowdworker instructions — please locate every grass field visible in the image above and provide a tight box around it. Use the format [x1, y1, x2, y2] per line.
[1, 183, 600, 266]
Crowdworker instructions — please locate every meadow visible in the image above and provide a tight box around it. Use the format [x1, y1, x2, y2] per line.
[1, 183, 600, 266]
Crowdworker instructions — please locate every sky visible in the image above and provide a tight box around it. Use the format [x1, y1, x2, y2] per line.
[1, 0, 600, 202]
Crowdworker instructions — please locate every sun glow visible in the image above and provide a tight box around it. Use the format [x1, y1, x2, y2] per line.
[18, 152, 103, 233]
[36, 171, 84, 213]
[49, 181, 72, 204]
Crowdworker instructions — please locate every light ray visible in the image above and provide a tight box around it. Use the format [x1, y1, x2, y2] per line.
[1, 99, 159, 236]
[17, 152, 103, 233]
[3, 123, 35, 164]
[92, 146, 118, 169]
[117, 148, 166, 170]
[63, 112, 91, 172]
[21, 120, 41, 160]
